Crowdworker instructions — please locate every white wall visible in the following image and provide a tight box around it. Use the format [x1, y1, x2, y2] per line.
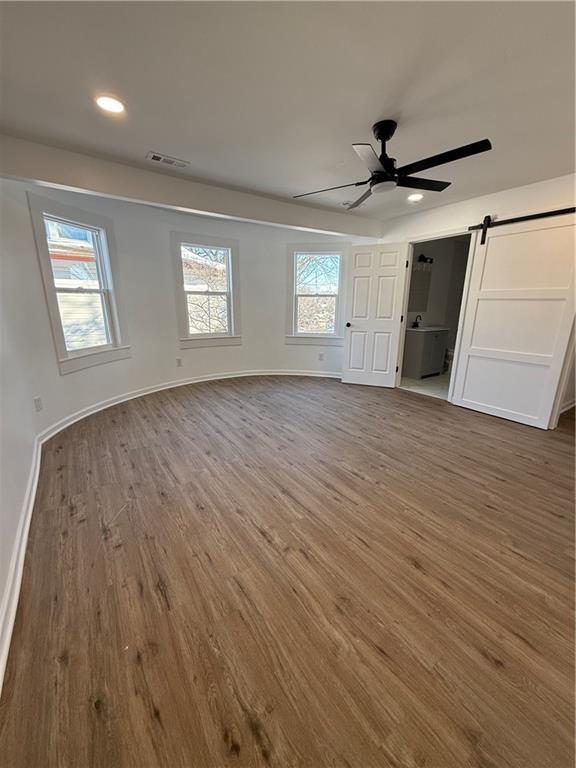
[0, 176, 371, 687]
[391, 174, 575, 396]
[2, 170, 574, 689]
[0, 135, 383, 239]
[407, 237, 469, 348]
[381, 174, 575, 241]
[408, 240, 455, 327]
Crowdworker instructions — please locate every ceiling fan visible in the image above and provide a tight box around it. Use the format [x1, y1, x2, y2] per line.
[293, 120, 492, 210]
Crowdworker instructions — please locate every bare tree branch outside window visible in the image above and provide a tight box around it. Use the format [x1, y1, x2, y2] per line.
[181, 245, 231, 335]
[295, 252, 340, 334]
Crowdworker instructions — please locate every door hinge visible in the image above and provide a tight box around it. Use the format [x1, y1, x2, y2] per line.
[396, 366, 399, 373]
[400, 315, 404, 322]
[405, 260, 409, 268]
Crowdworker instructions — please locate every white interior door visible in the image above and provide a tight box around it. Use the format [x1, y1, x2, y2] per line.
[451, 214, 575, 428]
[342, 242, 408, 386]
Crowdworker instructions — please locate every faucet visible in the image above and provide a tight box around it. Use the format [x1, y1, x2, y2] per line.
[412, 315, 422, 328]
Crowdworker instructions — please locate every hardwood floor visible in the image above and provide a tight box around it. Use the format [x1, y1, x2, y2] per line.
[0, 376, 573, 768]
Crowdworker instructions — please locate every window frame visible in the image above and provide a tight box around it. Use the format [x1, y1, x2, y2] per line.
[171, 231, 241, 349]
[285, 243, 348, 345]
[28, 193, 130, 375]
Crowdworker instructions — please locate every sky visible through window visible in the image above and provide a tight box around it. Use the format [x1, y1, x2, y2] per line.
[295, 252, 340, 334]
[44, 216, 109, 351]
[296, 252, 340, 294]
[181, 244, 230, 334]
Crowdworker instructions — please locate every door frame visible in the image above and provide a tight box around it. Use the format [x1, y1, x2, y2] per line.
[395, 227, 478, 403]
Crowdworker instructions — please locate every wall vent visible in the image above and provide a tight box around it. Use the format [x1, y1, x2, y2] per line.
[146, 151, 190, 169]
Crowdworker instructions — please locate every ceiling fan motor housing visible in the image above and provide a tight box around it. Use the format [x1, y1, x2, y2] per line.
[372, 119, 398, 143]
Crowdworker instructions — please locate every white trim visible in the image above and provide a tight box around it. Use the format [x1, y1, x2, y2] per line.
[286, 242, 349, 338]
[27, 192, 130, 375]
[447, 231, 477, 403]
[381, 225, 473, 246]
[285, 335, 344, 347]
[33, 370, 342, 443]
[394, 228, 475, 398]
[0, 438, 41, 695]
[395, 245, 414, 386]
[0, 134, 384, 239]
[180, 335, 242, 349]
[0, 369, 340, 694]
[171, 231, 242, 346]
[58, 345, 132, 374]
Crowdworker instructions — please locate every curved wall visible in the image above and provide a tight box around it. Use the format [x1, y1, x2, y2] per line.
[0, 177, 370, 685]
[2, 171, 574, 687]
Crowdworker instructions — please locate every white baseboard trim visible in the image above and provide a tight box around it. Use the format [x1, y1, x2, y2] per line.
[35, 369, 341, 445]
[560, 398, 575, 414]
[0, 368, 341, 692]
[0, 436, 42, 693]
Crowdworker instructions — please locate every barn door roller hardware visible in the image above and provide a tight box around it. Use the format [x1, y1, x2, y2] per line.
[469, 207, 576, 245]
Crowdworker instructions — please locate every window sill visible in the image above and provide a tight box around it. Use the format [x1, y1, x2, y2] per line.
[285, 335, 344, 347]
[180, 335, 242, 349]
[58, 345, 132, 375]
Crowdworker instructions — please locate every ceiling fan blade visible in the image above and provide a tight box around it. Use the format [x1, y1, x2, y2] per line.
[396, 176, 451, 192]
[352, 144, 385, 173]
[293, 179, 369, 199]
[396, 139, 492, 177]
[346, 188, 372, 210]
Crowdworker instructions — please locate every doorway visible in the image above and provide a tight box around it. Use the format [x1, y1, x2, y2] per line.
[399, 233, 471, 400]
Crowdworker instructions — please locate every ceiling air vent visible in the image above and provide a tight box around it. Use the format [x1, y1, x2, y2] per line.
[146, 151, 190, 169]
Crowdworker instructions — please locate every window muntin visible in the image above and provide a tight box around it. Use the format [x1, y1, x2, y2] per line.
[43, 216, 115, 352]
[180, 244, 232, 335]
[294, 251, 341, 335]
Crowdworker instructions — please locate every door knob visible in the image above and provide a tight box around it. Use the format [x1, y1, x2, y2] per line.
[346, 322, 351, 327]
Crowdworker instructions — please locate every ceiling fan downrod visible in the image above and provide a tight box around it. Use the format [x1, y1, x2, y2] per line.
[372, 119, 398, 170]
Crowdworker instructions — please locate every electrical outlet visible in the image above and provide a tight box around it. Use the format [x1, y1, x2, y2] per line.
[318, 353, 325, 362]
[176, 358, 183, 368]
[33, 396, 43, 412]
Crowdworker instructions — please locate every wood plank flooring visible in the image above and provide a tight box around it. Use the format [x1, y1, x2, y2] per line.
[0, 376, 574, 768]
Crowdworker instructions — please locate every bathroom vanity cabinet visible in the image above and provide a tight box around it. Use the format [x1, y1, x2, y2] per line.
[402, 327, 449, 379]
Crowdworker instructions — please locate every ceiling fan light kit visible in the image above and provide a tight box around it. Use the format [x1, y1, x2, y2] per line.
[294, 119, 492, 211]
[371, 181, 397, 194]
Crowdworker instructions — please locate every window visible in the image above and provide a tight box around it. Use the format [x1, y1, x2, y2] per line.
[44, 218, 113, 351]
[29, 194, 129, 374]
[172, 233, 241, 348]
[182, 244, 231, 335]
[286, 246, 345, 344]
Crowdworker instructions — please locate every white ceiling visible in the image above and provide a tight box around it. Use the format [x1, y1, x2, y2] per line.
[1, 2, 574, 221]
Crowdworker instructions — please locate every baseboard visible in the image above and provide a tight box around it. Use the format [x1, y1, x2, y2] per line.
[35, 369, 341, 444]
[0, 437, 42, 693]
[0, 368, 341, 693]
[560, 399, 575, 414]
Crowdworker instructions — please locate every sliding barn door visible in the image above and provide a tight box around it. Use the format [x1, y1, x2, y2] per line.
[451, 215, 575, 428]
[342, 242, 408, 387]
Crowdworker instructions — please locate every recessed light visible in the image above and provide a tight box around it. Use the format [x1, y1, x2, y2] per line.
[407, 193, 424, 203]
[95, 96, 125, 114]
